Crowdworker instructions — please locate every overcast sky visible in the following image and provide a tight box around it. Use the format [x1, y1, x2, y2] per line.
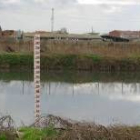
[0, 0, 140, 33]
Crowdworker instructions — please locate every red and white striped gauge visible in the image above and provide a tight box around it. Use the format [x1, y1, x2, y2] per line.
[34, 34, 41, 123]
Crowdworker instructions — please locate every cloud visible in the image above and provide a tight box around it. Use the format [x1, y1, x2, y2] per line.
[0, 0, 78, 10]
[0, 0, 21, 9]
[3, 0, 20, 4]
[32, 0, 78, 8]
[0, 0, 139, 33]
[34, 0, 77, 4]
[78, 0, 140, 5]
[109, 95, 140, 102]
[0, 0, 20, 5]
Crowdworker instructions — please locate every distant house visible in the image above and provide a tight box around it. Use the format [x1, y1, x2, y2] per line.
[1, 30, 16, 38]
[0, 29, 24, 41]
[109, 30, 140, 39]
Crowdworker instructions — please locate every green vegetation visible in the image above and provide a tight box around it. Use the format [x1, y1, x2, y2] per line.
[1, 40, 140, 71]
[0, 53, 33, 69]
[1, 115, 140, 140]
[0, 53, 140, 71]
[41, 54, 77, 69]
[19, 126, 58, 140]
[1, 71, 140, 84]
[0, 134, 7, 140]
[0, 127, 58, 140]
[85, 54, 102, 62]
[0, 131, 15, 140]
[1, 125, 140, 140]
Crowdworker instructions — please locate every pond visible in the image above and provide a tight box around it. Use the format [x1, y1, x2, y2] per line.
[0, 71, 140, 126]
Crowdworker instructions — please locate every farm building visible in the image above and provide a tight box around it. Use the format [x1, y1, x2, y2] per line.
[0, 29, 23, 40]
[1, 30, 16, 38]
[25, 31, 101, 41]
[109, 30, 140, 39]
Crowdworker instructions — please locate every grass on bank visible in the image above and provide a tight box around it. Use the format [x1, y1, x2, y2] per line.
[0, 130, 16, 140]
[1, 125, 140, 140]
[19, 126, 58, 140]
[0, 53, 33, 66]
[0, 126, 58, 140]
[1, 115, 140, 140]
[0, 53, 102, 70]
[0, 53, 140, 71]
[0, 134, 7, 140]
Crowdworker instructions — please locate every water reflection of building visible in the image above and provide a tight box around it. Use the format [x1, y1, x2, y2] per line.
[44, 82, 140, 96]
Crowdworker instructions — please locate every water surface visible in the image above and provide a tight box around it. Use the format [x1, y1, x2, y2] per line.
[0, 71, 140, 126]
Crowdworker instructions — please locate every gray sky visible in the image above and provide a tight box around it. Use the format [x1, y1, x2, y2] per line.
[0, 0, 140, 33]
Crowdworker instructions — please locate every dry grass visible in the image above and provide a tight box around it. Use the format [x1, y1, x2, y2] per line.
[54, 125, 140, 140]
[42, 40, 140, 59]
[0, 39, 32, 53]
[32, 115, 140, 140]
[0, 115, 140, 140]
[0, 116, 16, 140]
[1, 40, 140, 71]
[1, 39, 140, 59]
[0, 115, 14, 130]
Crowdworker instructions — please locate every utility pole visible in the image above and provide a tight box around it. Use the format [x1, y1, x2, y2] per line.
[91, 27, 94, 34]
[51, 8, 54, 32]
